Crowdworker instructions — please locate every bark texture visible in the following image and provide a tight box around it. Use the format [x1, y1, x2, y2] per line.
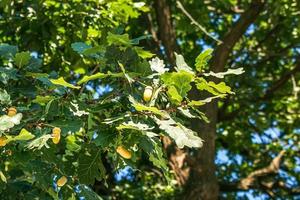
[182, 1, 265, 199]
[153, 0, 178, 64]
[153, 0, 265, 199]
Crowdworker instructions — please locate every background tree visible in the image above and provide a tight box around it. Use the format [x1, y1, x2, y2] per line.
[1, 0, 300, 200]
[145, 0, 300, 199]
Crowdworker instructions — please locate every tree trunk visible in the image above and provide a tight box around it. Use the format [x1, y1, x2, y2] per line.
[153, 0, 178, 64]
[152, 0, 265, 199]
[182, 100, 219, 200]
[182, 1, 265, 199]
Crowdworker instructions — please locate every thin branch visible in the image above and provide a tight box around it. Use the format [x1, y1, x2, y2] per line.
[220, 150, 286, 192]
[78, 64, 99, 95]
[211, 0, 265, 73]
[291, 75, 299, 99]
[176, 1, 223, 44]
[261, 59, 300, 100]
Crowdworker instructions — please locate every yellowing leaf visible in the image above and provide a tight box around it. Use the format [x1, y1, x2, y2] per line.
[13, 128, 35, 141]
[50, 77, 80, 89]
[0, 171, 7, 183]
[77, 73, 107, 85]
[129, 96, 166, 117]
[134, 47, 155, 59]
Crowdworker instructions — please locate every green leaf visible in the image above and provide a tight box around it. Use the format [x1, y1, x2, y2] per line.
[82, 46, 105, 58]
[196, 78, 232, 95]
[0, 67, 18, 84]
[117, 121, 153, 131]
[14, 51, 31, 68]
[50, 77, 81, 89]
[161, 70, 193, 97]
[14, 128, 35, 140]
[178, 107, 197, 118]
[195, 48, 213, 72]
[78, 149, 106, 185]
[139, 136, 168, 172]
[77, 184, 104, 200]
[167, 85, 182, 105]
[129, 96, 166, 117]
[25, 72, 48, 78]
[71, 42, 91, 54]
[51, 119, 83, 134]
[153, 115, 203, 148]
[130, 35, 151, 45]
[174, 52, 194, 74]
[77, 73, 107, 85]
[32, 95, 55, 105]
[94, 132, 116, 148]
[107, 32, 131, 46]
[0, 89, 11, 105]
[203, 67, 245, 78]
[66, 135, 81, 152]
[7, 128, 35, 143]
[134, 47, 155, 59]
[188, 95, 226, 106]
[0, 44, 17, 59]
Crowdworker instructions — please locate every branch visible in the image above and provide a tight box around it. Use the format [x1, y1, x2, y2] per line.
[211, 0, 265, 73]
[261, 59, 300, 100]
[176, 1, 222, 44]
[220, 150, 286, 192]
[153, 0, 178, 64]
[219, 54, 300, 122]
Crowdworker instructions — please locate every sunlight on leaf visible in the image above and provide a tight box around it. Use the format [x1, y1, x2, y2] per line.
[50, 77, 80, 89]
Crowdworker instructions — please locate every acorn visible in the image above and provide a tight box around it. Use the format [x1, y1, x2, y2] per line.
[0, 137, 7, 147]
[7, 107, 17, 117]
[56, 176, 67, 187]
[52, 127, 61, 144]
[116, 146, 132, 159]
[143, 86, 153, 102]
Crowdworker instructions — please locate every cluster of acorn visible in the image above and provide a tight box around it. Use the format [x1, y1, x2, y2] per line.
[114, 86, 154, 160]
[0, 107, 19, 147]
[3, 86, 154, 185]
[1, 107, 67, 186]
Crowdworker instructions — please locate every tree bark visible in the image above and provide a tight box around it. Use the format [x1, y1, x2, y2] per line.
[182, 1, 265, 199]
[152, 0, 265, 199]
[153, 0, 178, 64]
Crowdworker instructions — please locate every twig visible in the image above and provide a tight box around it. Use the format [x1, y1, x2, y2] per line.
[176, 1, 222, 44]
[78, 65, 100, 95]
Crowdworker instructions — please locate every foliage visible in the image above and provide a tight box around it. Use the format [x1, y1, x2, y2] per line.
[0, 1, 238, 199]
